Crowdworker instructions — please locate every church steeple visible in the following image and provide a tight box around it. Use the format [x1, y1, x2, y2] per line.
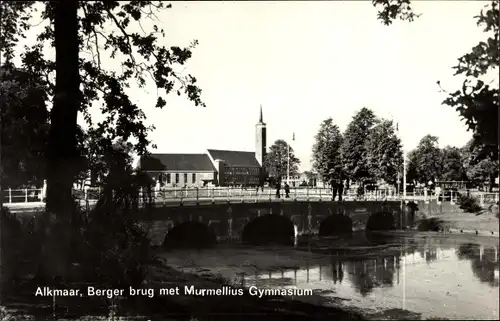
[255, 105, 267, 167]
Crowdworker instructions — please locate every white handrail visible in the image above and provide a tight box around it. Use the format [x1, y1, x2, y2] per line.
[2, 186, 497, 206]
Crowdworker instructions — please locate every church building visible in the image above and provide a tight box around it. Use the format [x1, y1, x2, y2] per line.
[137, 106, 267, 187]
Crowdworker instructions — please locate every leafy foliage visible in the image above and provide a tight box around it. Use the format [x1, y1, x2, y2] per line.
[417, 217, 444, 232]
[264, 139, 300, 181]
[440, 146, 467, 181]
[1, 2, 206, 214]
[77, 140, 153, 289]
[311, 118, 343, 184]
[341, 107, 377, 183]
[0, 206, 42, 290]
[457, 194, 483, 213]
[406, 135, 443, 184]
[0, 66, 49, 188]
[461, 138, 498, 191]
[373, 0, 499, 184]
[440, 1, 499, 156]
[372, 0, 421, 26]
[366, 119, 403, 186]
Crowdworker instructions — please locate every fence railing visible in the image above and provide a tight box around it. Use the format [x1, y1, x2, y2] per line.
[1, 188, 44, 204]
[2, 186, 498, 207]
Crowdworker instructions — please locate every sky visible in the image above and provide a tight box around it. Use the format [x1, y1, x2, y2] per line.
[13, 1, 499, 171]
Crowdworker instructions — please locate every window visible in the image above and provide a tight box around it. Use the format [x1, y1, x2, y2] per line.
[166, 173, 171, 184]
[192, 173, 196, 183]
[175, 173, 179, 184]
[184, 173, 188, 183]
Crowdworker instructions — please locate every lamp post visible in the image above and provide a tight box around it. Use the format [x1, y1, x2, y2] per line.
[403, 152, 407, 202]
[287, 133, 295, 185]
[287, 143, 290, 184]
[392, 113, 406, 201]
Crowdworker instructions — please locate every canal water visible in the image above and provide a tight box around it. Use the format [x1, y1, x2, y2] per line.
[162, 233, 499, 320]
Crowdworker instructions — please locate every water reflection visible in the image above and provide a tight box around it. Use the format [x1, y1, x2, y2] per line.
[244, 237, 499, 319]
[456, 243, 499, 287]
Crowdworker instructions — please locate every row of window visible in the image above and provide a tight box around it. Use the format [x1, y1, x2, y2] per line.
[158, 173, 197, 185]
[225, 174, 259, 184]
[225, 166, 260, 175]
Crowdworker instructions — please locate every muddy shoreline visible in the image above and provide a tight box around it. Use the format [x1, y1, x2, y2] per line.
[1, 226, 497, 320]
[158, 231, 499, 320]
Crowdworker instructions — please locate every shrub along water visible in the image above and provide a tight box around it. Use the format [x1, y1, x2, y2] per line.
[456, 194, 483, 214]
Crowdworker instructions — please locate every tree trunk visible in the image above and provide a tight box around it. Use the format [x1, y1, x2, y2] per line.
[38, 1, 80, 282]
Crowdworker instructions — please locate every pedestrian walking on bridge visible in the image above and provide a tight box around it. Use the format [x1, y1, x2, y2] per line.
[338, 180, 344, 202]
[284, 183, 290, 198]
[331, 180, 338, 201]
[276, 181, 281, 199]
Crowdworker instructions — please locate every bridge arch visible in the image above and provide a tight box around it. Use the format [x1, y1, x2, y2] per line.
[318, 215, 353, 236]
[241, 214, 295, 246]
[366, 211, 395, 231]
[162, 221, 216, 249]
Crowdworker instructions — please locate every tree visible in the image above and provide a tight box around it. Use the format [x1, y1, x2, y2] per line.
[439, 2, 499, 159]
[1, 1, 205, 280]
[365, 119, 403, 186]
[461, 139, 499, 191]
[0, 66, 49, 188]
[311, 118, 343, 184]
[264, 139, 300, 181]
[440, 146, 467, 182]
[407, 135, 443, 184]
[373, 0, 499, 170]
[341, 107, 377, 185]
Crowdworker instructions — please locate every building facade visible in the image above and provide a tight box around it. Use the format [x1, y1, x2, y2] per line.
[139, 106, 267, 187]
[137, 153, 216, 187]
[207, 149, 262, 186]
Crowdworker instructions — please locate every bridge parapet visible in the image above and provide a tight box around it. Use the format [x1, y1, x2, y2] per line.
[139, 200, 411, 247]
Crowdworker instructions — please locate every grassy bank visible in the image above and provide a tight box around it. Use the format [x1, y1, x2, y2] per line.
[415, 210, 499, 235]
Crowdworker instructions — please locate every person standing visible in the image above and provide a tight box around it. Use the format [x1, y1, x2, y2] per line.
[275, 181, 281, 199]
[338, 180, 344, 202]
[284, 183, 290, 198]
[331, 180, 338, 201]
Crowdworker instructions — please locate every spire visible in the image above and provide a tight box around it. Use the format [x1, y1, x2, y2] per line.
[259, 104, 263, 123]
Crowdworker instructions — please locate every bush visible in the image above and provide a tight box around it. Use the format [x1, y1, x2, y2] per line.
[72, 143, 156, 291]
[456, 194, 483, 213]
[1, 207, 43, 288]
[417, 217, 444, 232]
[76, 174, 154, 289]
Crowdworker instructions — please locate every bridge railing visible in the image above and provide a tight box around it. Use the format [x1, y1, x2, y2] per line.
[150, 186, 416, 204]
[2, 186, 497, 208]
[1, 188, 44, 204]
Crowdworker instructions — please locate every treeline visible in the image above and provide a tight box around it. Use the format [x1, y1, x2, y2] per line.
[309, 107, 499, 191]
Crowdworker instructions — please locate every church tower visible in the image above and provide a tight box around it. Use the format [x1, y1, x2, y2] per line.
[255, 105, 267, 167]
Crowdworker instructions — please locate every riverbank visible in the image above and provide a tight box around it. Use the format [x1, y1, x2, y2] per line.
[416, 210, 499, 235]
[158, 232, 499, 320]
[0, 252, 365, 321]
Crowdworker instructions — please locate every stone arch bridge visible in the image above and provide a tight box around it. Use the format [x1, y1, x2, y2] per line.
[137, 201, 413, 246]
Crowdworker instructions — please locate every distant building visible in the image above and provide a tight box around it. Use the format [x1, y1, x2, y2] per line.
[207, 149, 262, 186]
[137, 153, 216, 187]
[138, 106, 267, 187]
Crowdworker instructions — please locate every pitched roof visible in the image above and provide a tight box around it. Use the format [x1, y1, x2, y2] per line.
[207, 149, 261, 167]
[139, 153, 215, 171]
